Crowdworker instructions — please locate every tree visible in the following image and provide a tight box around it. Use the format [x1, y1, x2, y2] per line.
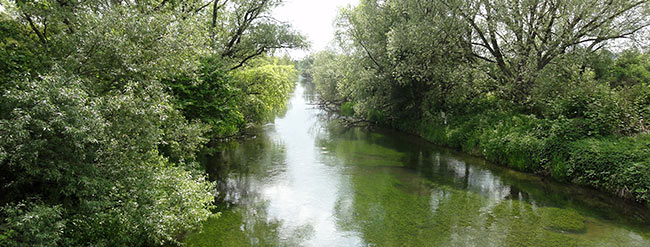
[231, 57, 297, 123]
[212, 0, 308, 70]
[455, 0, 650, 104]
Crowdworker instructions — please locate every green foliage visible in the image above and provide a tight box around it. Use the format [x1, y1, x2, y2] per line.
[0, 71, 215, 246]
[166, 56, 245, 138]
[0, 203, 65, 247]
[457, 0, 650, 104]
[340, 102, 355, 116]
[1, 0, 302, 244]
[546, 78, 643, 136]
[418, 112, 548, 172]
[67, 158, 214, 246]
[231, 57, 297, 124]
[411, 111, 650, 203]
[166, 56, 297, 139]
[295, 54, 314, 81]
[0, 13, 48, 86]
[407, 107, 650, 203]
[310, 51, 353, 105]
[567, 136, 650, 202]
[610, 49, 650, 88]
[214, 0, 307, 70]
[0, 72, 107, 203]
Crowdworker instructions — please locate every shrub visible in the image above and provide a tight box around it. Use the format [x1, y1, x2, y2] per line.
[67, 159, 215, 246]
[567, 135, 650, 203]
[0, 71, 215, 246]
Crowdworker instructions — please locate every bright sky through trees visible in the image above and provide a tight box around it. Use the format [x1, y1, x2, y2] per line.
[272, 0, 358, 58]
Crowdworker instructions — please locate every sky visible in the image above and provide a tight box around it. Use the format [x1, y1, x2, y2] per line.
[272, 0, 358, 59]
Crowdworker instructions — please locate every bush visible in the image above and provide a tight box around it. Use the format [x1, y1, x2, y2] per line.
[413, 105, 650, 205]
[548, 79, 646, 136]
[67, 159, 214, 246]
[474, 114, 546, 171]
[426, 112, 548, 172]
[0, 71, 215, 246]
[567, 136, 650, 203]
[165, 56, 245, 139]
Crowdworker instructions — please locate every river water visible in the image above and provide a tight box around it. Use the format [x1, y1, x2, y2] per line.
[186, 83, 650, 246]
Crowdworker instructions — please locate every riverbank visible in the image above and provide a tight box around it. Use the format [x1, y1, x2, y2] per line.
[385, 112, 650, 208]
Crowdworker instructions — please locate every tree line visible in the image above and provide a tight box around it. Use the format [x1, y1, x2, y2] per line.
[306, 0, 650, 206]
[0, 0, 303, 245]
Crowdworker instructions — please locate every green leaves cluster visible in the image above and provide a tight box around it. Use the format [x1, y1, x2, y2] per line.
[166, 56, 297, 139]
[0, 71, 215, 246]
[231, 57, 297, 123]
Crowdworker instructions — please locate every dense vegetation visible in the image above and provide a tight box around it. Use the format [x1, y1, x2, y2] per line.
[306, 0, 650, 206]
[0, 0, 302, 245]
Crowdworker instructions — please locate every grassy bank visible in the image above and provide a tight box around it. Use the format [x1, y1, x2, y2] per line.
[391, 112, 650, 207]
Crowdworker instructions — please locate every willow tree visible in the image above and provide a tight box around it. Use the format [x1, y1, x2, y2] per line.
[332, 0, 475, 122]
[455, 0, 650, 104]
[384, 0, 475, 120]
[209, 0, 307, 70]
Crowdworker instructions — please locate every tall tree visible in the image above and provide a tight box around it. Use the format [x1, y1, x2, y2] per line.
[454, 0, 650, 104]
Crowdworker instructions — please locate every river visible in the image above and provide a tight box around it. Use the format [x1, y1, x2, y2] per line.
[185, 82, 650, 246]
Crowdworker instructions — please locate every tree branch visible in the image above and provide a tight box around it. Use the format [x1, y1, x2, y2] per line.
[23, 13, 46, 45]
[230, 48, 265, 70]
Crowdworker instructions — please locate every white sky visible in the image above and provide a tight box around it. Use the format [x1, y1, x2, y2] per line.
[272, 0, 358, 59]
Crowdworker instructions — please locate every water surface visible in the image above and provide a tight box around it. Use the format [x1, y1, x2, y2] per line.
[186, 83, 650, 246]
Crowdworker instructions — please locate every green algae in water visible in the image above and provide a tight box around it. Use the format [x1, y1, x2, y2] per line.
[185, 210, 257, 247]
[334, 167, 650, 247]
[486, 199, 650, 247]
[185, 207, 312, 247]
[540, 207, 587, 233]
[332, 140, 405, 167]
[334, 168, 489, 246]
[487, 200, 582, 247]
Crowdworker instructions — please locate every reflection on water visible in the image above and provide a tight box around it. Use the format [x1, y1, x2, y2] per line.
[186, 82, 650, 246]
